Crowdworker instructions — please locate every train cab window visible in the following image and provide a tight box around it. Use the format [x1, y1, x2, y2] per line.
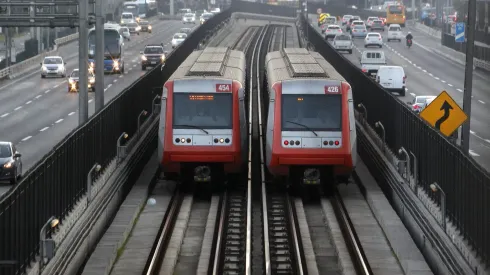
[281, 94, 342, 131]
[173, 93, 233, 129]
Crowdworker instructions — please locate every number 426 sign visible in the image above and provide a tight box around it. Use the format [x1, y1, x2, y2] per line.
[325, 86, 340, 93]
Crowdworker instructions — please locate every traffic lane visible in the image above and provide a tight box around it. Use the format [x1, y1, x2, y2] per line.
[0, 20, 180, 134]
[12, 23, 183, 173]
[0, 19, 173, 115]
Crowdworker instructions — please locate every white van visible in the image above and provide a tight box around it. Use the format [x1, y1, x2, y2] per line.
[376, 66, 406, 96]
[121, 12, 134, 25]
[360, 50, 386, 76]
[387, 24, 403, 42]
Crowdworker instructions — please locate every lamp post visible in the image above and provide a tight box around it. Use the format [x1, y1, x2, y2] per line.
[87, 163, 102, 203]
[357, 103, 367, 124]
[398, 147, 411, 182]
[375, 121, 385, 152]
[138, 110, 148, 137]
[39, 216, 59, 272]
[410, 151, 418, 194]
[430, 182, 446, 232]
[117, 132, 129, 163]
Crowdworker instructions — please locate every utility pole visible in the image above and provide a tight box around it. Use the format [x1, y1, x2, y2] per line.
[95, 0, 104, 113]
[79, 0, 89, 125]
[5, 27, 10, 67]
[37, 27, 41, 54]
[461, 0, 477, 153]
[411, 0, 415, 23]
[170, 0, 174, 16]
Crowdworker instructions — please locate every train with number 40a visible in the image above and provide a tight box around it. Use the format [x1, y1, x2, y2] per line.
[264, 48, 357, 187]
[158, 47, 247, 184]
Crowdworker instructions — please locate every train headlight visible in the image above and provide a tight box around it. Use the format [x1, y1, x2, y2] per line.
[141, 55, 147, 61]
[181, 138, 185, 143]
[219, 138, 224, 143]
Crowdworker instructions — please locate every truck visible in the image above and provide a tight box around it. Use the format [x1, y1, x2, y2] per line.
[360, 50, 386, 76]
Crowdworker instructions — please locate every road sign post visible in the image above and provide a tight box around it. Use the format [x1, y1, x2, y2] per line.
[455, 22, 465, 43]
[419, 91, 468, 138]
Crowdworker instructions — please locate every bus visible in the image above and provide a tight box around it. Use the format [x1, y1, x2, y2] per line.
[123, 0, 157, 19]
[386, 4, 406, 27]
[88, 23, 125, 74]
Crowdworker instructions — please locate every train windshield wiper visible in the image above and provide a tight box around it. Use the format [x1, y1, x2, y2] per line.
[285, 120, 318, 136]
[173, 124, 209, 134]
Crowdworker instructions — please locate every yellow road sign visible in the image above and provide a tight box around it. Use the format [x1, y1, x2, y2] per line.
[319, 13, 327, 23]
[419, 90, 468, 137]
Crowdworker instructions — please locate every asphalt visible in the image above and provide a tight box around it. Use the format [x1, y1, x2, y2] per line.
[0, 19, 187, 196]
[311, 14, 490, 171]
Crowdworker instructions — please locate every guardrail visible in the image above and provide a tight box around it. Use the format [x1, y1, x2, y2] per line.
[0, 32, 79, 80]
[300, 14, 490, 268]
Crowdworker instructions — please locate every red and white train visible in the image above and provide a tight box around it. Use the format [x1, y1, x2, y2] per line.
[158, 47, 247, 183]
[264, 48, 357, 186]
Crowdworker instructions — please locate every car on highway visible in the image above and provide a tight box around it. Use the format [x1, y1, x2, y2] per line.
[346, 16, 361, 31]
[138, 20, 152, 33]
[360, 50, 386, 76]
[210, 8, 221, 14]
[369, 20, 385, 31]
[200, 12, 213, 25]
[350, 25, 368, 38]
[127, 22, 141, 35]
[407, 96, 437, 113]
[178, 8, 192, 16]
[364, 32, 383, 47]
[421, 97, 436, 112]
[376, 65, 406, 96]
[324, 25, 342, 40]
[179, 27, 192, 34]
[68, 69, 96, 92]
[342, 14, 353, 25]
[119, 27, 131, 41]
[182, 13, 196, 24]
[121, 12, 135, 25]
[366, 16, 379, 27]
[324, 16, 337, 26]
[171, 33, 187, 48]
[332, 33, 353, 54]
[40, 56, 67, 78]
[387, 24, 403, 42]
[141, 44, 166, 70]
[351, 20, 365, 28]
[0, 141, 22, 185]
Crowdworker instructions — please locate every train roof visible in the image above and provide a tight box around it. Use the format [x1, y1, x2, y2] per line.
[167, 47, 246, 85]
[265, 48, 346, 87]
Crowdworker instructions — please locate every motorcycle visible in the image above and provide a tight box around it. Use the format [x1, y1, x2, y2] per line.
[406, 39, 412, 48]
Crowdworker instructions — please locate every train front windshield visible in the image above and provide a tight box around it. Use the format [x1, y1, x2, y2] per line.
[281, 94, 342, 131]
[173, 93, 233, 129]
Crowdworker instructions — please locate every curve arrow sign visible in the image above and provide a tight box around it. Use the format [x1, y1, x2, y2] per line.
[435, 101, 453, 130]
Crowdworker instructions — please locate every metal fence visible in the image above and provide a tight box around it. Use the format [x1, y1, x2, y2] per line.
[301, 14, 490, 267]
[0, 8, 232, 274]
[440, 29, 490, 62]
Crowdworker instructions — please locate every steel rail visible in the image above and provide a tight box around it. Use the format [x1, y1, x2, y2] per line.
[331, 190, 374, 275]
[144, 191, 184, 275]
[211, 191, 228, 274]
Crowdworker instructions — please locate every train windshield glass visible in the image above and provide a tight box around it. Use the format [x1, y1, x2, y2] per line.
[173, 93, 233, 129]
[281, 94, 342, 131]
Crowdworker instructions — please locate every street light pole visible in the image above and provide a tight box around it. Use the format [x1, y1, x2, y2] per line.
[79, 0, 89, 125]
[461, 0, 477, 154]
[95, 0, 104, 113]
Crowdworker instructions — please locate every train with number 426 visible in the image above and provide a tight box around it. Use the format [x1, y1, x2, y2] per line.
[264, 48, 357, 187]
[158, 47, 247, 184]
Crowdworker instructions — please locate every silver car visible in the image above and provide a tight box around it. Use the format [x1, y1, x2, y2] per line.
[40, 56, 66, 78]
[407, 96, 437, 113]
[351, 25, 368, 38]
[171, 33, 187, 48]
[182, 13, 196, 24]
[0, 141, 22, 185]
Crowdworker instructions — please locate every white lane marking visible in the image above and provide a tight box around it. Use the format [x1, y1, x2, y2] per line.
[107, 84, 112, 88]
[448, 84, 453, 87]
[68, 112, 76, 116]
[423, 69, 427, 72]
[55, 118, 63, 123]
[21, 136, 32, 141]
[479, 100, 485, 104]
[104, 88, 108, 92]
[457, 88, 463, 92]
[410, 92, 416, 97]
[485, 139, 490, 143]
[40, 127, 49, 132]
[434, 77, 440, 80]
[113, 79, 117, 83]
[429, 73, 433, 76]
[469, 150, 480, 157]
[53, 84, 60, 88]
[14, 106, 22, 111]
[413, 63, 416, 66]
[1, 113, 9, 118]
[45, 89, 51, 93]
[88, 99, 93, 103]
[35, 95, 42, 99]
[441, 80, 446, 83]
[26, 100, 32, 105]
[470, 130, 476, 134]
[119, 75, 123, 78]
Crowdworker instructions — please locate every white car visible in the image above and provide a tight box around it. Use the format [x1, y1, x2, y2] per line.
[40, 56, 66, 78]
[332, 34, 353, 54]
[364, 33, 383, 47]
[119, 27, 131, 41]
[366, 16, 379, 27]
[182, 13, 196, 24]
[171, 33, 187, 48]
[387, 24, 403, 42]
[351, 20, 365, 28]
[210, 8, 221, 14]
[324, 25, 342, 39]
[342, 15, 353, 25]
[376, 66, 406, 96]
[120, 12, 134, 25]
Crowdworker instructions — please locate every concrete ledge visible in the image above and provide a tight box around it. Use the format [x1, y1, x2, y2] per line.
[232, 12, 297, 23]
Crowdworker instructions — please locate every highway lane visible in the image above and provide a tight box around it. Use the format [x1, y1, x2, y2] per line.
[0, 20, 187, 195]
[310, 14, 490, 169]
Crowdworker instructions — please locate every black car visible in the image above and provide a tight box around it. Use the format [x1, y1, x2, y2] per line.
[141, 44, 166, 70]
[139, 20, 152, 33]
[0, 141, 22, 185]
